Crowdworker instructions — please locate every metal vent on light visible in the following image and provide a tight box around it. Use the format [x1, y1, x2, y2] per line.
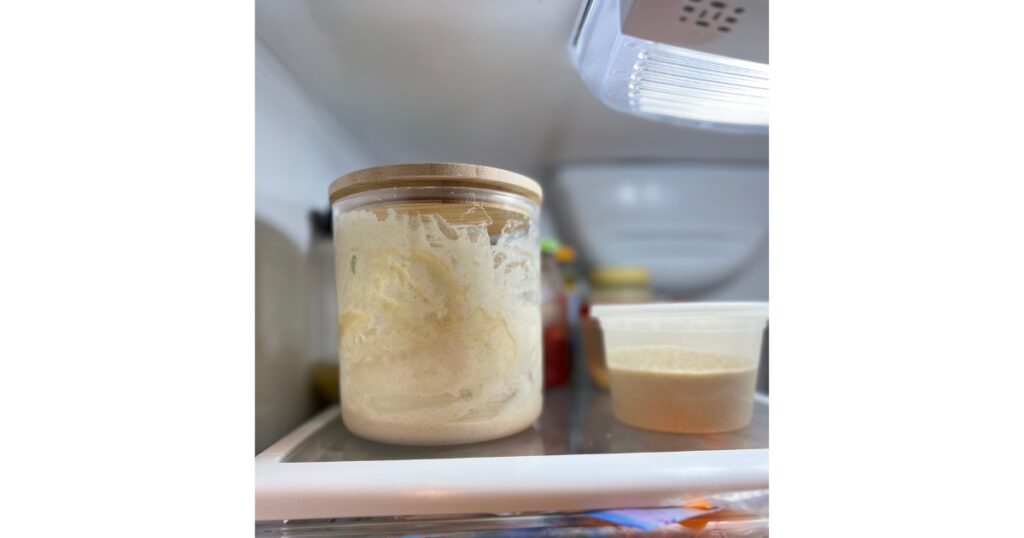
[679, 0, 744, 36]
[571, 0, 768, 133]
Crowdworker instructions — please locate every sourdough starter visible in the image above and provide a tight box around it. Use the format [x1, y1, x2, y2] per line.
[608, 346, 757, 433]
[334, 207, 541, 445]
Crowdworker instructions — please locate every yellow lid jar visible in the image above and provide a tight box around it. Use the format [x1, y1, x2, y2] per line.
[582, 266, 653, 390]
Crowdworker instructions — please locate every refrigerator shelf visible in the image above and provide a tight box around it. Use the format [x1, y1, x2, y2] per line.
[256, 384, 767, 520]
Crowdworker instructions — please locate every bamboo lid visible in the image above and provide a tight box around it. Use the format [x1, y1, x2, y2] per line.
[329, 163, 543, 205]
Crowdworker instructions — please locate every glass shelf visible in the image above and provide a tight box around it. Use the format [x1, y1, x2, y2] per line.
[285, 383, 767, 463]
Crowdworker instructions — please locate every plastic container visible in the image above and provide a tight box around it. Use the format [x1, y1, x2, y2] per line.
[329, 163, 543, 446]
[591, 302, 767, 433]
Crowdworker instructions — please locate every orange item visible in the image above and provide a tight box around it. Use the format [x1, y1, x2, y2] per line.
[554, 245, 576, 263]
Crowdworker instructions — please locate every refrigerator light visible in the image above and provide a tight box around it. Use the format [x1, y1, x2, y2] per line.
[572, 0, 768, 133]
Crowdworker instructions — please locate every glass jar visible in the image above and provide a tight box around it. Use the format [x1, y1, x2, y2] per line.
[329, 163, 543, 445]
[580, 267, 653, 390]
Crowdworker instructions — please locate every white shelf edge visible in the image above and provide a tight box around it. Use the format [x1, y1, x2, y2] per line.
[256, 405, 768, 521]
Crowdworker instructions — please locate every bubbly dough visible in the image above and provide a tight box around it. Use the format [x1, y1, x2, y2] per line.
[334, 206, 541, 445]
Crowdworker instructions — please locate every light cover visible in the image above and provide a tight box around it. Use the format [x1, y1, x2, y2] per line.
[572, 0, 768, 133]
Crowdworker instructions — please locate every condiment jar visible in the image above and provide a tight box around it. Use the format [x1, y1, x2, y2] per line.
[580, 266, 653, 389]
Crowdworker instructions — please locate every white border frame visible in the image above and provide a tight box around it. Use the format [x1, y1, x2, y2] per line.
[256, 406, 768, 521]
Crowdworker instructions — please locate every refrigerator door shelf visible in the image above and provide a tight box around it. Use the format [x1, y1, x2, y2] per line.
[256, 388, 768, 521]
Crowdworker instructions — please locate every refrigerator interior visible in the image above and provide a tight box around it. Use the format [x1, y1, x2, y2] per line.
[254, 0, 769, 517]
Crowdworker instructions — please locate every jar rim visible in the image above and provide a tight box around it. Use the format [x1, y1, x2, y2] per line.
[329, 163, 543, 205]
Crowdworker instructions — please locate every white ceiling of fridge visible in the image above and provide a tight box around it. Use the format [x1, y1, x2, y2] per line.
[254, 0, 767, 182]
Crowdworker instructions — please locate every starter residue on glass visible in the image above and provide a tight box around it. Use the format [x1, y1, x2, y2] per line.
[334, 206, 541, 445]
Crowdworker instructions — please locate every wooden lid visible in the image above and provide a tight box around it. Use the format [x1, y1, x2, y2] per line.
[329, 163, 543, 205]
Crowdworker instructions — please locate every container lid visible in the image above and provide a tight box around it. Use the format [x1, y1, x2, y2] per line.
[591, 302, 768, 324]
[329, 163, 543, 205]
[590, 266, 650, 288]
